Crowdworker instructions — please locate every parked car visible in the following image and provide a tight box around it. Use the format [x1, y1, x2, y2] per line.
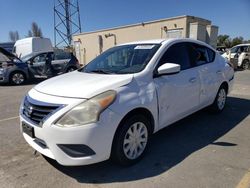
[13, 37, 53, 58]
[216, 46, 227, 55]
[20, 38, 234, 166]
[0, 47, 29, 85]
[0, 42, 15, 53]
[0, 47, 80, 85]
[222, 43, 250, 70]
[21, 50, 80, 79]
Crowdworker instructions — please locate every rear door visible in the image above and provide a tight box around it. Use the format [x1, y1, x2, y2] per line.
[52, 51, 71, 74]
[153, 42, 201, 128]
[187, 43, 218, 106]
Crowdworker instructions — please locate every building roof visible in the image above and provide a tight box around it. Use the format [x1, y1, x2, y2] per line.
[73, 15, 211, 36]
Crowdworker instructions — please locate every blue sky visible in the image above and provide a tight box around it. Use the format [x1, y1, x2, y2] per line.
[0, 0, 249, 43]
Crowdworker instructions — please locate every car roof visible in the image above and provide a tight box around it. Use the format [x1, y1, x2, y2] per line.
[234, 43, 250, 47]
[119, 38, 215, 50]
[121, 39, 166, 45]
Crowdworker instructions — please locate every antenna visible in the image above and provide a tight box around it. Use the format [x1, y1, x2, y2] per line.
[54, 0, 82, 48]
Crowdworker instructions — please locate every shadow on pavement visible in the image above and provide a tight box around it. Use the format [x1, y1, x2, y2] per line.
[44, 96, 250, 184]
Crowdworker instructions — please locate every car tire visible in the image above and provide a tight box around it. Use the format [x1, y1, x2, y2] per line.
[10, 71, 26, 85]
[111, 114, 151, 166]
[242, 60, 250, 70]
[210, 85, 227, 113]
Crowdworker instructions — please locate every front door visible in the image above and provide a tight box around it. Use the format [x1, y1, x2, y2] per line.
[153, 42, 200, 129]
[28, 53, 47, 77]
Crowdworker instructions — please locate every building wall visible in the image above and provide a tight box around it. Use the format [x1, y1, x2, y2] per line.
[73, 15, 218, 65]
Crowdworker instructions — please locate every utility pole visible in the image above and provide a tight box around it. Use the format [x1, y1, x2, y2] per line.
[54, 0, 82, 48]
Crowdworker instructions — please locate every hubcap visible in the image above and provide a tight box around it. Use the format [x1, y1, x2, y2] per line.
[12, 73, 24, 84]
[123, 122, 148, 160]
[217, 88, 226, 110]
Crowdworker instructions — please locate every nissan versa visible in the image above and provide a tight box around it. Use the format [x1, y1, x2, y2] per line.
[20, 38, 234, 166]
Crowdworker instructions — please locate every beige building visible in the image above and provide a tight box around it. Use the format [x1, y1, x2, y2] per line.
[73, 15, 218, 65]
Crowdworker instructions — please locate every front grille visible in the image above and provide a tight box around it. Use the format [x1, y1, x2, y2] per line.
[22, 96, 61, 126]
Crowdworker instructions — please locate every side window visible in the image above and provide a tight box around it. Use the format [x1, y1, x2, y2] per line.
[188, 43, 215, 66]
[206, 48, 215, 62]
[159, 43, 191, 70]
[54, 51, 71, 60]
[33, 54, 47, 63]
[247, 46, 250, 52]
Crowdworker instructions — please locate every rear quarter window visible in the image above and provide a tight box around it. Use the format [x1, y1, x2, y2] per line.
[207, 48, 215, 62]
[54, 51, 71, 60]
[188, 43, 215, 66]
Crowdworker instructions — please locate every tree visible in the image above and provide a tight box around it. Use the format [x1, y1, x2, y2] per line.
[9, 31, 20, 42]
[217, 35, 230, 47]
[27, 22, 43, 37]
[231, 37, 244, 47]
[217, 35, 250, 48]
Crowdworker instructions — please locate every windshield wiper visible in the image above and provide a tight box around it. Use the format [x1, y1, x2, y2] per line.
[88, 69, 112, 74]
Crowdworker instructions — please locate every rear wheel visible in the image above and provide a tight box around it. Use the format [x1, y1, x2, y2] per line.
[210, 85, 227, 113]
[10, 72, 26, 85]
[242, 60, 250, 70]
[112, 115, 151, 166]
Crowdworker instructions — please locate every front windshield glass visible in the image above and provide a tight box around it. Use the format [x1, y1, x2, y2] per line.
[21, 54, 34, 62]
[81, 44, 160, 74]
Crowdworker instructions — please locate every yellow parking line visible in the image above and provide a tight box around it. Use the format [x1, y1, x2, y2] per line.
[236, 170, 250, 188]
[0, 116, 19, 123]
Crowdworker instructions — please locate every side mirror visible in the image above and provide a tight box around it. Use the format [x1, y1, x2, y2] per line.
[155, 63, 180, 77]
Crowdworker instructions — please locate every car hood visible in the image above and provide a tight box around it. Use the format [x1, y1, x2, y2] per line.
[0, 47, 19, 60]
[34, 71, 133, 99]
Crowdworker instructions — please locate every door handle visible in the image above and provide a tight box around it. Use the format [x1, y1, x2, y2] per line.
[189, 77, 197, 83]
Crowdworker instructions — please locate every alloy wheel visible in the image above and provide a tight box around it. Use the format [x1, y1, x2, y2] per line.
[12, 73, 25, 85]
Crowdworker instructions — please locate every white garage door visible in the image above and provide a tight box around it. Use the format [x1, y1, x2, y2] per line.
[165, 29, 183, 39]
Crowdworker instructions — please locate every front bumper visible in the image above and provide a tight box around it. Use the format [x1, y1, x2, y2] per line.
[0, 69, 8, 83]
[20, 89, 122, 166]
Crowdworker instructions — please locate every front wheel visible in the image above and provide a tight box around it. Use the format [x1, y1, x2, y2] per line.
[112, 115, 151, 166]
[210, 86, 227, 113]
[10, 72, 26, 85]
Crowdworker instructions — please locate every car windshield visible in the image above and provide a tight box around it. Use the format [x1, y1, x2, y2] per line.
[230, 46, 249, 53]
[81, 44, 160, 74]
[21, 54, 35, 62]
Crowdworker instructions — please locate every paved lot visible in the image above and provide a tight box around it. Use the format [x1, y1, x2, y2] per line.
[0, 71, 250, 188]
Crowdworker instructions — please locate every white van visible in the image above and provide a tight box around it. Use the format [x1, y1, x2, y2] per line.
[13, 37, 53, 58]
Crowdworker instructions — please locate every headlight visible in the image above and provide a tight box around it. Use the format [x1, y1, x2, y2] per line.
[55, 90, 116, 127]
[0, 68, 4, 74]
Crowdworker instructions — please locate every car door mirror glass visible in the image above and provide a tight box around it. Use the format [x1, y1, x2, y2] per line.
[157, 63, 180, 76]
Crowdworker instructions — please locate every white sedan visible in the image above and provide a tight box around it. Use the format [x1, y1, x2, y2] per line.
[20, 38, 234, 166]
